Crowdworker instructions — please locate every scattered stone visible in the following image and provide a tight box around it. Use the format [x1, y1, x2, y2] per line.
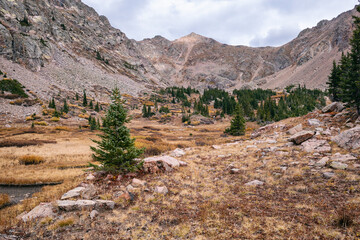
[332, 127, 360, 149]
[287, 124, 303, 135]
[230, 168, 240, 174]
[171, 148, 186, 157]
[61, 187, 85, 200]
[117, 175, 123, 181]
[323, 172, 335, 179]
[5, 124, 11, 128]
[331, 153, 357, 162]
[322, 129, 332, 136]
[81, 184, 96, 200]
[90, 210, 99, 220]
[302, 139, 331, 153]
[95, 200, 115, 210]
[353, 164, 360, 168]
[178, 160, 188, 166]
[289, 131, 314, 145]
[321, 102, 345, 113]
[126, 185, 134, 191]
[105, 174, 114, 181]
[280, 166, 287, 171]
[308, 119, 322, 126]
[212, 145, 221, 150]
[330, 161, 348, 170]
[21, 203, 55, 222]
[315, 157, 329, 167]
[86, 174, 96, 181]
[245, 180, 264, 186]
[144, 155, 181, 168]
[346, 123, 354, 128]
[132, 178, 146, 187]
[154, 186, 168, 195]
[265, 139, 277, 144]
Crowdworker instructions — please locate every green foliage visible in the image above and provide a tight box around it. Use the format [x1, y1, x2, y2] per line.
[75, 92, 79, 101]
[0, 79, 28, 98]
[181, 114, 191, 124]
[95, 102, 100, 112]
[142, 105, 154, 118]
[89, 100, 93, 109]
[62, 99, 69, 113]
[327, 7, 360, 114]
[19, 17, 30, 26]
[123, 61, 137, 70]
[225, 104, 246, 136]
[60, 24, 66, 30]
[159, 106, 170, 114]
[48, 97, 56, 109]
[88, 116, 98, 131]
[83, 90, 87, 107]
[90, 88, 144, 173]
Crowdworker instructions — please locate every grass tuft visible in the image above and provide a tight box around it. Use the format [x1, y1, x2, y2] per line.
[18, 155, 45, 165]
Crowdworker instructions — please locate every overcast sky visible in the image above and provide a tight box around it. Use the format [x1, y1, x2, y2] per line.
[82, 0, 358, 47]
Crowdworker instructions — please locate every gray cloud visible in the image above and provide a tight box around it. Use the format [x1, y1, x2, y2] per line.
[82, 0, 357, 47]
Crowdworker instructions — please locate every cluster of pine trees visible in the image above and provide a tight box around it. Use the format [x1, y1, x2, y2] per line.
[327, 6, 360, 114]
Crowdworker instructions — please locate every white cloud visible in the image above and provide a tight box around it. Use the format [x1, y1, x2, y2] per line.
[82, 0, 358, 46]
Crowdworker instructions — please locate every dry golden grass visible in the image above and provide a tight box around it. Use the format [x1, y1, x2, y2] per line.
[0, 193, 10, 208]
[0, 177, 82, 230]
[18, 155, 45, 165]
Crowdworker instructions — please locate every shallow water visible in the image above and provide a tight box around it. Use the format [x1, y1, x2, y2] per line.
[0, 185, 43, 204]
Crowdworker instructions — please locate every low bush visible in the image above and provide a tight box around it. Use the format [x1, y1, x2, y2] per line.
[34, 121, 48, 126]
[0, 139, 56, 148]
[0, 79, 28, 97]
[18, 155, 45, 165]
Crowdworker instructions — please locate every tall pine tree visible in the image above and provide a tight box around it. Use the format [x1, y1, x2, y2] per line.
[90, 88, 143, 172]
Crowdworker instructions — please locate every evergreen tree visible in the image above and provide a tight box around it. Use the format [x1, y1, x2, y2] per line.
[83, 90, 87, 107]
[89, 100, 93, 109]
[147, 106, 152, 117]
[75, 92, 79, 101]
[48, 97, 56, 109]
[95, 102, 100, 112]
[90, 88, 143, 172]
[62, 99, 69, 113]
[142, 104, 148, 117]
[224, 104, 246, 136]
[327, 60, 341, 101]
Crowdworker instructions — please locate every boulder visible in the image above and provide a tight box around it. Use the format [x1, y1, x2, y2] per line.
[289, 131, 314, 145]
[308, 119, 322, 126]
[61, 187, 85, 200]
[95, 200, 115, 210]
[21, 203, 55, 222]
[315, 157, 329, 167]
[154, 186, 168, 195]
[171, 148, 186, 157]
[57, 200, 96, 211]
[331, 153, 357, 162]
[245, 180, 264, 186]
[332, 127, 360, 149]
[230, 168, 240, 174]
[86, 174, 96, 181]
[330, 161, 348, 170]
[323, 172, 335, 179]
[321, 102, 345, 113]
[90, 210, 99, 220]
[132, 178, 146, 187]
[81, 184, 97, 200]
[212, 145, 222, 150]
[144, 156, 181, 168]
[301, 139, 331, 153]
[287, 124, 303, 135]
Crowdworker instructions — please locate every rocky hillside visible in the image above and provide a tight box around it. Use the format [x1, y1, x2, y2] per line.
[0, 0, 167, 98]
[0, 0, 357, 99]
[137, 8, 355, 90]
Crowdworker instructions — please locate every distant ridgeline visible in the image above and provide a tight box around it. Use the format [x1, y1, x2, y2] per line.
[151, 85, 326, 124]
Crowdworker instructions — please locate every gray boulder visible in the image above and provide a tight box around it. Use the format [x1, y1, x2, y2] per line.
[330, 161, 348, 170]
[332, 127, 360, 149]
[289, 131, 314, 145]
[301, 139, 331, 153]
[245, 180, 264, 186]
[287, 124, 303, 135]
[21, 203, 55, 222]
[61, 187, 86, 200]
[321, 102, 345, 113]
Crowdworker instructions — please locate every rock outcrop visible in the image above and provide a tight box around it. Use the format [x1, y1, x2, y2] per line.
[332, 126, 360, 149]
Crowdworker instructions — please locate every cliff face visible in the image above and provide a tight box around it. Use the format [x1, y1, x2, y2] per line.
[0, 1, 356, 96]
[0, 0, 166, 97]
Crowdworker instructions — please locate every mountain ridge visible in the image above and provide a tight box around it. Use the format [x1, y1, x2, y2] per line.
[0, 0, 357, 99]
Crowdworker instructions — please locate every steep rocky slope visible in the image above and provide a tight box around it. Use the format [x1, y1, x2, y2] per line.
[0, 0, 167, 98]
[0, 0, 357, 99]
[138, 7, 355, 90]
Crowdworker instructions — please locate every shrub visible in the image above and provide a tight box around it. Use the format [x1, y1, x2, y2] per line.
[0, 79, 28, 97]
[50, 117, 60, 122]
[34, 121, 48, 126]
[18, 155, 45, 165]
